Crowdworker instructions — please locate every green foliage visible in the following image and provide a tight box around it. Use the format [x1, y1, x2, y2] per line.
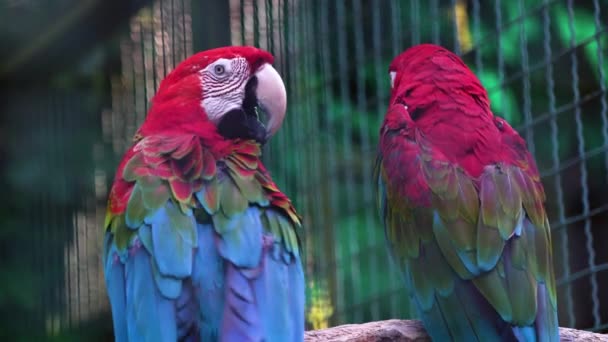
[553, 4, 608, 85]
[273, 0, 608, 329]
[477, 70, 521, 125]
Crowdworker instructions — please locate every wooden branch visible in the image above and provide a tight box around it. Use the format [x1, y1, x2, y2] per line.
[304, 319, 608, 342]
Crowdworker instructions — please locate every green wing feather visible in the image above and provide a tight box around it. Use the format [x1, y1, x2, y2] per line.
[104, 136, 302, 298]
[376, 134, 557, 341]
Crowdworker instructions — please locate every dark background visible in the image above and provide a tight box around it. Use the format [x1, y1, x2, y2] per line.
[1, 0, 607, 339]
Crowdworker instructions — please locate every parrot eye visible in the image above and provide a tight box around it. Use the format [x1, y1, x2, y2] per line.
[214, 64, 226, 76]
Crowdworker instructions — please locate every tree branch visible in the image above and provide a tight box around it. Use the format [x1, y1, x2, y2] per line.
[304, 319, 608, 342]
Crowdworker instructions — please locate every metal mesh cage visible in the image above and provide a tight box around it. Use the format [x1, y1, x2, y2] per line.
[1, 0, 607, 339]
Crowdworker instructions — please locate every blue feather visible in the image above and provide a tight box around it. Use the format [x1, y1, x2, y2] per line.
[103, 235, 128, 342]
[216, 207, 263, 268]
[216, 206, 304, 341]
[125, 243, 177, 341]
[534, 284, 559, 342]
[191, 223, 225, 341]
[148, 202, 197, 278]
[252, 249, 305, 342]
[220, 236, 305, 342]
[105, 197, 303, 341]
[221, 262, 263, 341]
[138, 224, 183, 299]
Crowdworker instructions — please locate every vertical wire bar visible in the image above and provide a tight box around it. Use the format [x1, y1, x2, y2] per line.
[276, 0, 290, 196]
[51, 95, 64, 333]
[171, 0, 177, 68]
[152, 3, 159, 92]
[294, 0, 314, 309]
[160, 0, 167, 78]
[83, 109, 91, 331]
[304, 0, 329, 325]
[44, 96, 52, 333]
[543, 2, 574, 328]
[353, 0, 379, 321]
[319, 0, 341, 325]
[494, 0, 504, 112]
[567, 0, 600, 328]
[83, 149, 94, 327]
[61, 97, 71, 331]
[390, 1, 402, 58]
[39, 96, 48, 334]
[240, 0, 246, 45]
[140, 21, 149, 114]
[68, 97, 82, 329]
[253, 0, 260, 47]
[298, 0, 312, 260]
[336, 0, 357, 322]
[267, 0, 275, 56]
[282, 0, 293, 201]
[263, 0, 274, 163]
[518, 0, 534, 154]
[410, 0, 420, 46]
[29, 96, 43, 332]
[592, 0, 608, 186]
[472, 0, 482, 74]
[451, 0, 460, 54]
[131, 35, 139, 135]
[371, 1, 395, 319]
[181, 0, 187, 59]
[51, 95, 62, 331]
[372, 0, 398, 317]
[431, 0, 440, 44]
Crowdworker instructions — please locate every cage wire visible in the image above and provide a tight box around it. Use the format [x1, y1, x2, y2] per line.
[102, 0, 608, 332]
[5, 0, 608, 339]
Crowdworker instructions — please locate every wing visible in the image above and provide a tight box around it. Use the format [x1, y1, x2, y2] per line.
[103, 135, 304, 341]
[375, 105, 558, 342]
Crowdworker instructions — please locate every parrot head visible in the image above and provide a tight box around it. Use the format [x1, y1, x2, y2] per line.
[384, 44, 507, 178]
[387, 43, 489, 111]
[139, 46, 286, 144]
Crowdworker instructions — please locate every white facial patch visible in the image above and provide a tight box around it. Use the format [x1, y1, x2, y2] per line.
[199, 57, 249, 123]
[389, 71, 396, 89]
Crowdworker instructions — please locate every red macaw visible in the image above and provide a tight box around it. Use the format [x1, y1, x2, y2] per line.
[375, 44, 559, 341]
[103, 46, 304, 341]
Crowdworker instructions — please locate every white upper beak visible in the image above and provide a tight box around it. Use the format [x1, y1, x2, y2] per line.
[255, 63, 287, 138]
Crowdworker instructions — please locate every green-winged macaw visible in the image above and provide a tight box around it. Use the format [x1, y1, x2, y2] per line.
[103, 46, 304, 342]
[375, 44, 559, 341]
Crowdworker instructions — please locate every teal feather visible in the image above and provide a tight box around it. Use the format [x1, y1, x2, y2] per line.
[103, 236, 128, 342]
[148, 202, 197, 278]
[191, 223, 224, 341]
[125, 245, 177, 342]
[215, 206, 264, 269]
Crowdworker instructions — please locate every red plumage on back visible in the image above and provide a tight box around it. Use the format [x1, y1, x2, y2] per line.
[387, 44, 534, 180]
[376, 44, 558, 341]
[106, 46, 283, 220]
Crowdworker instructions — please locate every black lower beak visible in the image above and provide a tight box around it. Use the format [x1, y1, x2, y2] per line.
[217, 76, 268, 144]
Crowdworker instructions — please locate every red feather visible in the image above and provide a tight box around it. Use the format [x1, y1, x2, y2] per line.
[105, 46, 279, 221]
[384, 44, 541, 189]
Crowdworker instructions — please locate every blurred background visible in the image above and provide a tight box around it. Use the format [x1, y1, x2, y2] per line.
[1, 0, 607, 340]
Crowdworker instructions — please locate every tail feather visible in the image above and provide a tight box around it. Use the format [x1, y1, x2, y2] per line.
[191, 223, 225, 341]
[125, 243, 177, 342]
[415, 277, 521, 342]
[534, 284, 559, 342]
[220, 235, 304, 342]
[220, 262, 263, 341]
[104, 237, 128, 342]
[252, 249, 305, 342]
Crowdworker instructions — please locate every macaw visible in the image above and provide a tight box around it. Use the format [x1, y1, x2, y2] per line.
[103, 46, 304, 342]
[375, 44, 559, 341]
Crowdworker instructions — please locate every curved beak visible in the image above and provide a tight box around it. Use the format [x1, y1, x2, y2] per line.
[255, 63, 287, 138]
